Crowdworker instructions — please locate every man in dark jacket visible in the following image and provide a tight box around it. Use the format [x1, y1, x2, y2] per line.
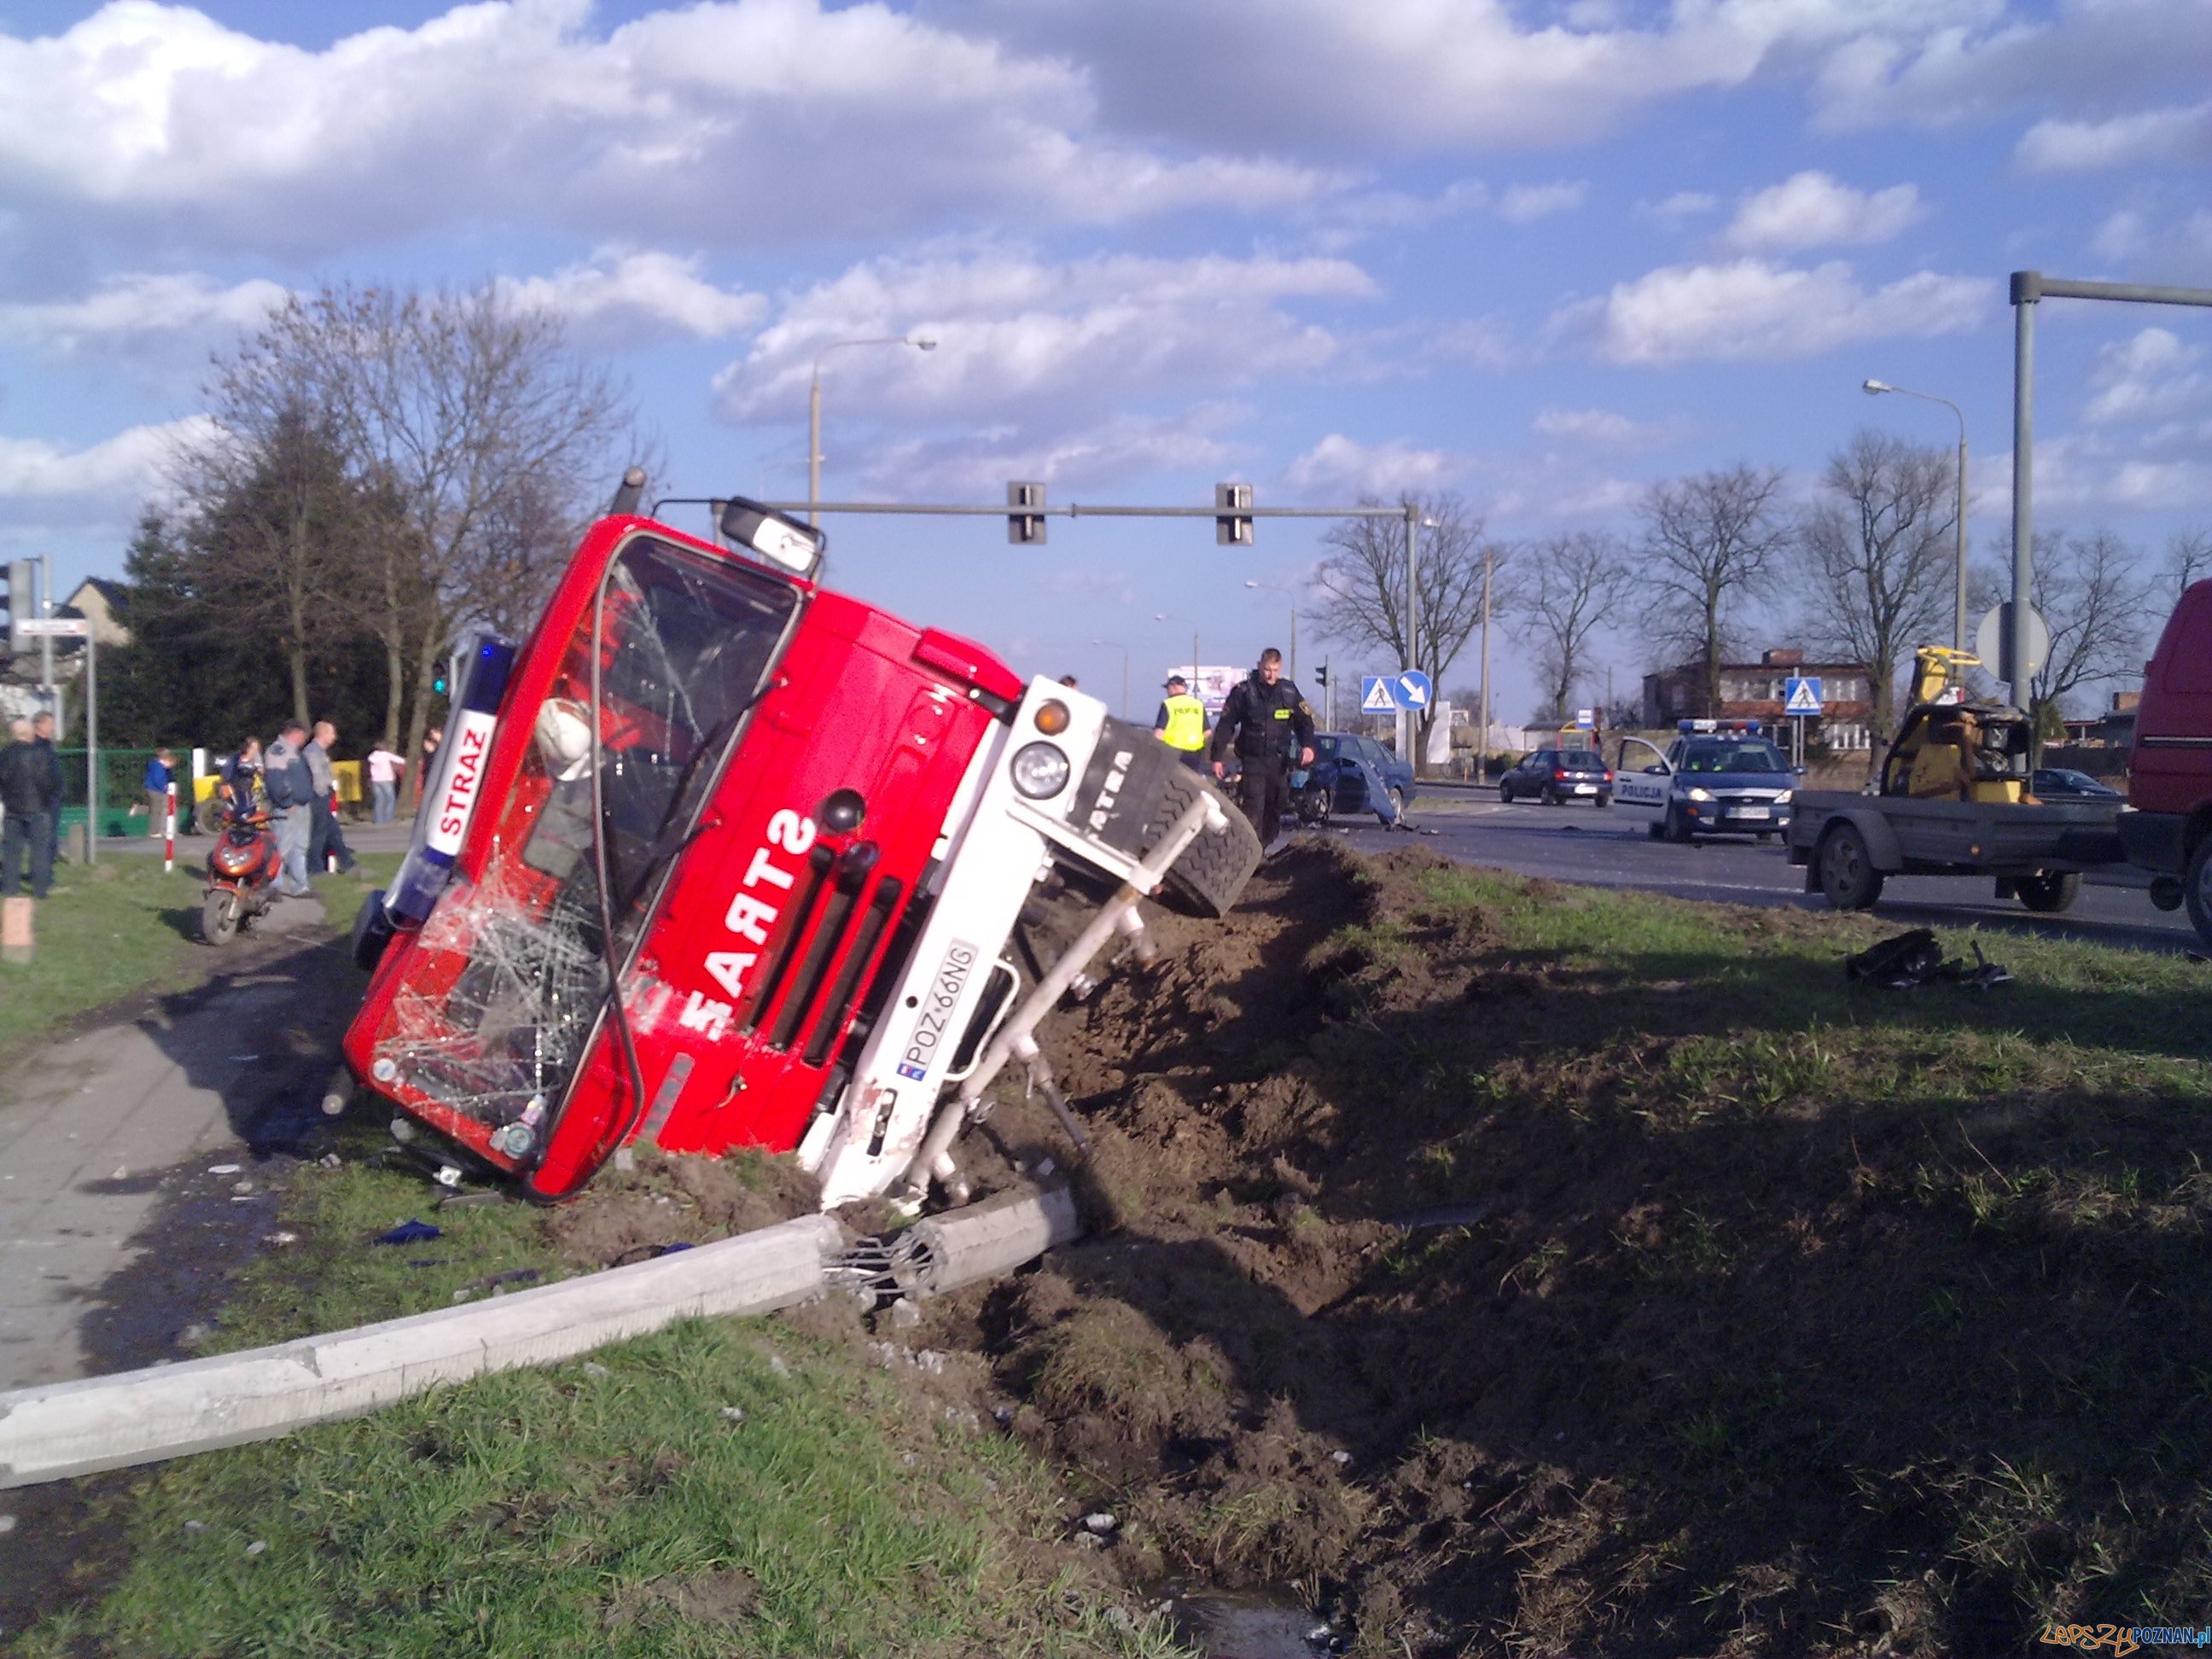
[1208, 648, 1315, 846]
[31, 710, 61, 869]
[2, 717, 60, 899]
[262, 722, 317, 898]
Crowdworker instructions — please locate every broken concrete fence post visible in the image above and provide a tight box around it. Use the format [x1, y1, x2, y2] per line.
[0, 1214, 844, 1489]
[889, 1187, 1082, 1300]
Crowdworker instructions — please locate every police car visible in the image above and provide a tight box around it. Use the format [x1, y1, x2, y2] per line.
[1611, 720, 1799, 843]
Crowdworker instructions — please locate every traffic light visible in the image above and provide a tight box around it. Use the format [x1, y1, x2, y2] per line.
[1, 560, 27, 657]
[1007, 480, 1046, 544]
[1214, 482, 1254, 547]
[1313, 664, 1329, 689]
[432, 669, 449, 696]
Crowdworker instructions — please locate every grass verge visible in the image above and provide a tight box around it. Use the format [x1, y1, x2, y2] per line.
[0, 852, 399, 1066]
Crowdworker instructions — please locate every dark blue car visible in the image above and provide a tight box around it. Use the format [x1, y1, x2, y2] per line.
[1295, 732, 1417, 824]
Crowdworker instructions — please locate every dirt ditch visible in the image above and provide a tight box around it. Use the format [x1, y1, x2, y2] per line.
[882, 840, 2212, 1657]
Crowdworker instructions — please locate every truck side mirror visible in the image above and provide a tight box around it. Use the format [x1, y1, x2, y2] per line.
[720, 496, 826, 579]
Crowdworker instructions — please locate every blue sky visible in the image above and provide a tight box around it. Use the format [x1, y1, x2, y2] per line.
[0, 0, 2207, 721]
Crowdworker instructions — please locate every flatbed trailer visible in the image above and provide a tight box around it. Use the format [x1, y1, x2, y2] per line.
[1785, 791, 2128, 914]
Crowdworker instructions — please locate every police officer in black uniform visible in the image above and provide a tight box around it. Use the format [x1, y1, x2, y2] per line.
[1209, 648, 1315, 846]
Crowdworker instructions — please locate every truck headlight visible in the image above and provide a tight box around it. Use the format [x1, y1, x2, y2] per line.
[1010, 742, 1071, 799]
[1686, 787, 1713, 802]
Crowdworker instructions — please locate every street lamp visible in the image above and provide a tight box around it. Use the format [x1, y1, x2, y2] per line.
[1863, 378, 1969, 651]
[1090, 637, 1130, 719]
[1476, 536, 1494, 775]
[809, 335, 937, 524]
[1243, 579, 1296, 684]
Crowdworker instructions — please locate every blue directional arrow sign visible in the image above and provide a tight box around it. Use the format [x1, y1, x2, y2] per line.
[1784, 676, 1823, 716]
[1359, 674, 1400, 713]
[1397, 670, 1433, 709]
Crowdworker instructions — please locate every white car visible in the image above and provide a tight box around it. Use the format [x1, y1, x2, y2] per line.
[1612, 722, 1799, 843]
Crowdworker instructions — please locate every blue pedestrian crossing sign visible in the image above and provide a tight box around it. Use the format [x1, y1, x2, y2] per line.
[1359, 671, 1435, 713]
[1784, 676, 1823, 716]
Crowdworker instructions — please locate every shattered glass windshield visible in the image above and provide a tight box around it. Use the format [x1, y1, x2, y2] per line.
[584, 537, 798, 916]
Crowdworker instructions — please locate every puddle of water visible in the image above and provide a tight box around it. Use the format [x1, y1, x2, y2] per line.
[1155, 1586, 1339, 1659]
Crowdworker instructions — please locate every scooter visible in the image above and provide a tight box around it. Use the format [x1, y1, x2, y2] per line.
[199, 802, 283, 946]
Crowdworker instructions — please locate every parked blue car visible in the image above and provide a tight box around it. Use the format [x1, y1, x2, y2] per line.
[1294, 732, 1417, 824]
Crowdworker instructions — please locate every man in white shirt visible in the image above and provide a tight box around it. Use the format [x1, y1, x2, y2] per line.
[365, 742, 405, 824]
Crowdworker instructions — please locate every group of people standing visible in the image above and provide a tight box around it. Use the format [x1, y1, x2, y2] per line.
[221, 720, 386, 898]
[0, 711, 64, 900]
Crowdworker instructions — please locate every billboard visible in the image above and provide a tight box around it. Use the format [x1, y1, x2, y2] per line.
[1167, 664, 1247, 715]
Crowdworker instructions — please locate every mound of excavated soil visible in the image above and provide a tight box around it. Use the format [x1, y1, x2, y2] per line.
[546, 1144, 820, 1267]
[909, 841, 2212, 1658]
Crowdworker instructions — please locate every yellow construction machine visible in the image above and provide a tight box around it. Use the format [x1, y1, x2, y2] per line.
[1877, 646, 2037, 806]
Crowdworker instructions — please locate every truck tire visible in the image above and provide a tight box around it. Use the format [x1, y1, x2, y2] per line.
[2185, 837, 2212, 951]
[1151, 767, 1264, 918]
[1816, 824, 1884, 910]
[2016, 870, 2081, 914]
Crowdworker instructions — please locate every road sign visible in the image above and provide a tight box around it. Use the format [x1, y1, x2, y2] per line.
[1575, 707, 1594, 730]
[1783, 676, 1823, 716]
[1975, 603, 2049, 683]
[15, 617, 86, 637]
[1397, 671, 1432, 709]
[1359, 674, 1399, 713]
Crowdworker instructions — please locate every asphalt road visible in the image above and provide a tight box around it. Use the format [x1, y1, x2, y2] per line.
[1331, 789, 2203, 957]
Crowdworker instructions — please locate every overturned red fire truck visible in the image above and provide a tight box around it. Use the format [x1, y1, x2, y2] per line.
[343, 476, 1260, 1208]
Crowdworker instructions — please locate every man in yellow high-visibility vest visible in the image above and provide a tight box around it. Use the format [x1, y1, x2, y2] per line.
[1152, 674, 1208, 771]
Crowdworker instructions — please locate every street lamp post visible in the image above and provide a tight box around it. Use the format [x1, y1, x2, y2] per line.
[1862, 379, 1969, 651]
[808, 335, 936, 525]
[1090, 638, 1130, 719]
[1477, 538, 1493, 776]
[1243, 579, 1296, 684]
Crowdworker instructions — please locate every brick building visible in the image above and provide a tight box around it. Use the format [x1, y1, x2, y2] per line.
[1641, 648, 1876, 750]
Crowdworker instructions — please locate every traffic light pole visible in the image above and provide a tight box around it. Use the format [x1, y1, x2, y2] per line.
[748, 497, 1422, 760]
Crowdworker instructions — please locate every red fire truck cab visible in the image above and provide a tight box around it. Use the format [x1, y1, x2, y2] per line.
[344, 487, 1260, 1208]
[2120, 577, 2212, 948]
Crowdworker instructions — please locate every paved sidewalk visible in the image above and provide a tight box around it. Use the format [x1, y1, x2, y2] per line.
[0, 896, 347, 1390]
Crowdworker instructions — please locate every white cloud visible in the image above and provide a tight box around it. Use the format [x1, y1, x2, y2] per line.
[714, 249, 1377, 426]
[1811, 0, 2212, 134]
[0, 1, 1330, 261]
[2082, 328, 2208, 427]
[1560, 258, 1992, 366]
[2017, 98, 2212, 171]
[1284, 434, 1458, 498]
[0, 273, 286, 357]
[495, 248, 764, 346]
[1532, 406, 1677, 450]
[0, 416, 212, 500]
[938, 0, 1994, 156]
[1498, 180, 1587, 223]
[1636, 190, 1718, 227]
[1722, 172, 1924, 251]
[858, 404, 1251, 498]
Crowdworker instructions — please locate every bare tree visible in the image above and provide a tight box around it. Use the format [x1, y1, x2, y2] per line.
[1639, 464, 1790, 717]
[1797, 429, 1955, 771]
[2163, 527, 2212, 608]
[2031, 528, 2151, 721]
[1311, 492, 1501, 748]
[220, 283, 637, 764]
[1517, 531, 1630, 723]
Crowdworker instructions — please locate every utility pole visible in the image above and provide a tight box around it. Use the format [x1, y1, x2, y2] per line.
[38, 553, 54, 725]
[1476, 539, 1493, 777]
